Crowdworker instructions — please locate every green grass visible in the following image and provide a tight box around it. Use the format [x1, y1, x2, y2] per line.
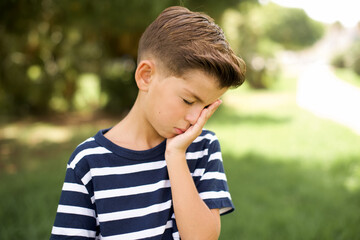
[0, 116, 116, 240]
[334, 68, 360, 88]
[1, 79, 360, 239]
[206, 85, 360, 239]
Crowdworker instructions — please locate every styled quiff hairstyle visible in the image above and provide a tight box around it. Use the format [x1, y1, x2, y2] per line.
[137, 6, 246, 88]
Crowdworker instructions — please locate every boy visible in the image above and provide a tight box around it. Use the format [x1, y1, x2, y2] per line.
[51, 6, 245, 240]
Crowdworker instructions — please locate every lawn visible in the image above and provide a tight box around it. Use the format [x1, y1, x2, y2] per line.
[209, 84, 360, 239]
[334, 68, 360, 88]
[1, 79, 360, 239]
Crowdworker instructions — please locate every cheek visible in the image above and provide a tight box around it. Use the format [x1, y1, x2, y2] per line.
[157, 100, 184, 121]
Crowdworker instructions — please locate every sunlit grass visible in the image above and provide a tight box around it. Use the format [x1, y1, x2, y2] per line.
[206, 83, 360, 239]
[209, 103, 360, 165]
[334, 68, 360, 88]
[210, 80, 360, 164]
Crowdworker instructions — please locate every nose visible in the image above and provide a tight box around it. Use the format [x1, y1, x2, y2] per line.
[185, 106, 203, 126]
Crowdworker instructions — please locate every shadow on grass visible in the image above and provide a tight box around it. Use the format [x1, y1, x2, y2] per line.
[209, 105, 292, 126]
[0, 114, 118, 239]
[0, 132, 92, 240]
[220, 152, 360, 240]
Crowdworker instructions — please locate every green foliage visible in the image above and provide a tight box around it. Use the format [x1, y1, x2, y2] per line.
[221, 2, 325, 89]
[0, 0, 244, 116]
[332, 52, 347, 69]
[331, 39, 360, 80]
[0, 0, 171, 116]
[334, 68, 360, 88]
[0, 0, 326, 115]
[222, 4, 280, 89]
[260, 3, 325, 50]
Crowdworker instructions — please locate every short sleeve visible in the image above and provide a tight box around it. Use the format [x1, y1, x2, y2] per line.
[50, 166, 98, 239]
[188, 131, 235, 215]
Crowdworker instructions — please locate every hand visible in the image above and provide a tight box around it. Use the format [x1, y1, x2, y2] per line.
[166, 99, 222, 156]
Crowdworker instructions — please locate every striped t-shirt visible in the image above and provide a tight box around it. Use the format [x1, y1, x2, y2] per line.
[50, 128, 234, 240]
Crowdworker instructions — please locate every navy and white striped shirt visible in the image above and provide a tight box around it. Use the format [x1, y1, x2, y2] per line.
[50, 128, 234, 239]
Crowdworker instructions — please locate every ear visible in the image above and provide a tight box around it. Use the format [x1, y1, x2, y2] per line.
[135, 60, 155, 91]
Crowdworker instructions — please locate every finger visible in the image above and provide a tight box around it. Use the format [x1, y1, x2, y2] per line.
[195, 99, 222, 128]
[205, 99, 222, 119]
[180, 100, 222, 143]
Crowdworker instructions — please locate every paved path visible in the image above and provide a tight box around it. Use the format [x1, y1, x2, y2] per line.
[296, 61, 360, 135]
[279, 26, 360, 135]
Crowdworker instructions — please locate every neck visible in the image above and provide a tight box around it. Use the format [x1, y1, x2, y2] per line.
[105, 97, 164, 150]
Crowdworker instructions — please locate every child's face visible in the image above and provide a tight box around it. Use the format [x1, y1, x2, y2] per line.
[144, 69, 227, 139]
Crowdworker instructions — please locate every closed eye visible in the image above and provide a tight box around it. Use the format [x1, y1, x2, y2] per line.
[183, 99, 194, 105]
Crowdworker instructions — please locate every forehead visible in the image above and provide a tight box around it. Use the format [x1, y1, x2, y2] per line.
[181, 69, 218, 85]
[177, 69, 227, 103]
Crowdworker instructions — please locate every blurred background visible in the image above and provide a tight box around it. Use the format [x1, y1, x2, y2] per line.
[1, 0, 360, 239]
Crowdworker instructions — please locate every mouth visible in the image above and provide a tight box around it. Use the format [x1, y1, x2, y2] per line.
[174, 127, 186, 134]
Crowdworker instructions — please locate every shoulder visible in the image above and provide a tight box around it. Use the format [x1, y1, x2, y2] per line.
[67, 132, 111, 171]
[193, 129, 219, 145]
[186, 129, 225, 176]
[187, 129, 221, 156]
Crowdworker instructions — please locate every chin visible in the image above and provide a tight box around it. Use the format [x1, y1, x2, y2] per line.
[165, 134, 176, 139]
[161, 131, 176, 139]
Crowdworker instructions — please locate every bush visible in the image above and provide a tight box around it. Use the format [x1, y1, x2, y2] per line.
[331, 53, 347, 69]
[331, 39, 360, 78]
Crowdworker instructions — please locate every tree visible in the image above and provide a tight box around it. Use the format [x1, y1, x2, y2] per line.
[261, 3, 325, 50]
[221, 2, 325, 88]
[0, 0, 246, 116]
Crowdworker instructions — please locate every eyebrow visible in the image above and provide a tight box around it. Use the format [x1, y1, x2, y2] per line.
[184, 88, 205, 104]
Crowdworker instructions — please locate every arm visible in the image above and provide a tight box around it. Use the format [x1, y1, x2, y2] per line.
[50, 167, 97, 239]
[165, 100, 222, 240]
